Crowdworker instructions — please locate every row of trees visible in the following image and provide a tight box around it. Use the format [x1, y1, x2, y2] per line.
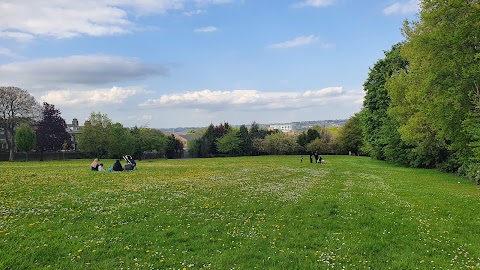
[358, 0, 480, 182]
[77, 112, 183, 159]
[0, 86, 184, 161]
[187, 121, 362, 157]
[1, 86, 362, 161]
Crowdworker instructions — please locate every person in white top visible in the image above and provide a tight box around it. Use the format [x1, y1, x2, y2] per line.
[98, 163, 105, 171]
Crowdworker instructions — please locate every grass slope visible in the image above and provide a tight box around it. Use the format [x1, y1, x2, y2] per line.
[1, 156, 479, 269]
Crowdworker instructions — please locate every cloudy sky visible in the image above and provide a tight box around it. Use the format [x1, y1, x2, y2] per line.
[0, 0, 419, 128]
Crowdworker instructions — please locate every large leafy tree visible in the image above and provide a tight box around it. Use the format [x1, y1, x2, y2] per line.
[388, 0, 480, 169]
[139, 128, 167, 157]
[263, 132, 300, 155]
[216, 129, 241, 156]
[360, 43, 408, 160]
[107, 122, 134, 159]
[36, 102, 71, 154]
[0, 86, 39, 161]
[297, 128, 321, 150]
[337, 114, 363, 155]
[15, 124, 36, 161]
[77, 112, 111, 158]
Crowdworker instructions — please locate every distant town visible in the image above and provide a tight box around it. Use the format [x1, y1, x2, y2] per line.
[159, 119, 348, 135]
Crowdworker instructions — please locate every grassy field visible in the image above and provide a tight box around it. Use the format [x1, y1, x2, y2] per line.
[1, 155, 480, 269]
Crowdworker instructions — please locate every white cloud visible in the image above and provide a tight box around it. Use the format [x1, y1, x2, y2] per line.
[0, 0, 232, 40]
[383, 0, 419, 15]
[41, 86, 145, 107]
[292, 0, 334, 8]
[0, 31, 35, 42]
[184, 9, 205, 16]
[268, 35, 319, 49]
[0, 55, 167, 88]
[40, 86, 363, 129]
[139, 87, 363, 111]
[194, 26, 218, 33]
[0, 47, 16, 57]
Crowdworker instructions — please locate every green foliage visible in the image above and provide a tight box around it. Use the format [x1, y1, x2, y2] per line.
[359, 0, 480, 174]
[106, 123, 134, 159]
[0, 86, 39, 161]
[360, 43, 408, 160]
[387, 0, 480, 169]
[15, 124, 36, 160]
[297, 128, 320, 150]
[1, 156, 480, 269]
[251, 138, 265, 156]
[77, 112, 111, 157]
[305, 127, 339, 154]
[166, 134, 183, 159]
[263, 132, 300, 155]
[337, 114, 363, 155]
[216, 129, 241, 156]
[138, 128, 167, 155]
[238, 125, 251, 156]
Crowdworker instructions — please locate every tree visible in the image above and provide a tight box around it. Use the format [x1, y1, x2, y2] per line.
[139, 128, 167, 157]
[387, 0, 480, 169]
[200, 124, 216, 157]
[77, 112, 111, 157]
[337, 114, 363, 155]
[263, 132, 300, 155]
[251, 138, 265, 155]
[107, 122, 134, 159]
[0, 86, 39, 161]
[216, 129, 241, 156]
[238, 124, 251, 156]
[249, 121, 262, 140]
[36, 102, 71, 156]
[166, 134, 183, 159]
[360, 42, 408, 160]
[297, 128, 321, 150]
[188, 138, 201, 158]
[15, 124, 36, 161]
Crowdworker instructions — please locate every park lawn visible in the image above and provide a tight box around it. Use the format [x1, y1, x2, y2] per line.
[0, 155, 479, 269]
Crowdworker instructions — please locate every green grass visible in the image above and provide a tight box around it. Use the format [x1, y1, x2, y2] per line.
[1, 156, 480, 269]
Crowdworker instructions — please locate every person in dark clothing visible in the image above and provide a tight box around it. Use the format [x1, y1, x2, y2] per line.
[314, 151, 319, 163]
[112, 160, 124, 171]
[309, 153, 313, 163]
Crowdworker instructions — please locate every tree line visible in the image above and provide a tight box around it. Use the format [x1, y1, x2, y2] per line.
[186, 121, 361, 158]
[0, 88, 183, 161]
[356, 0, 480, 183]
[0, 85, 361, 161]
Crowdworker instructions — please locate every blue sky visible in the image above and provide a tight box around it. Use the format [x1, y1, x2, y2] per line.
[0, 0, 419, 128]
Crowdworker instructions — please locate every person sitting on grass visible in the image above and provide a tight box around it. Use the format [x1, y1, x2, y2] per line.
[90, 158, 99, 171]
[98, 163, 105, 171]
[112, 160, 124, 171]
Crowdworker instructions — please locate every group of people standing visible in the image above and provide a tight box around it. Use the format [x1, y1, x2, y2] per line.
[309, 151, 323, 164]
[90, 158, 124, 172]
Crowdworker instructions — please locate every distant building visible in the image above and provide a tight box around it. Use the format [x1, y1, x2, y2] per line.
[66, 118, 82, 151]
[268, 124, 293, 133]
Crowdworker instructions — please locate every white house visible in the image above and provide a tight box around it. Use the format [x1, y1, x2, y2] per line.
[268, 124, 293, 132]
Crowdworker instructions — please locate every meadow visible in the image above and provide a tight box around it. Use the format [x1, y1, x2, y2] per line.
[1, 155, 480, 269]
